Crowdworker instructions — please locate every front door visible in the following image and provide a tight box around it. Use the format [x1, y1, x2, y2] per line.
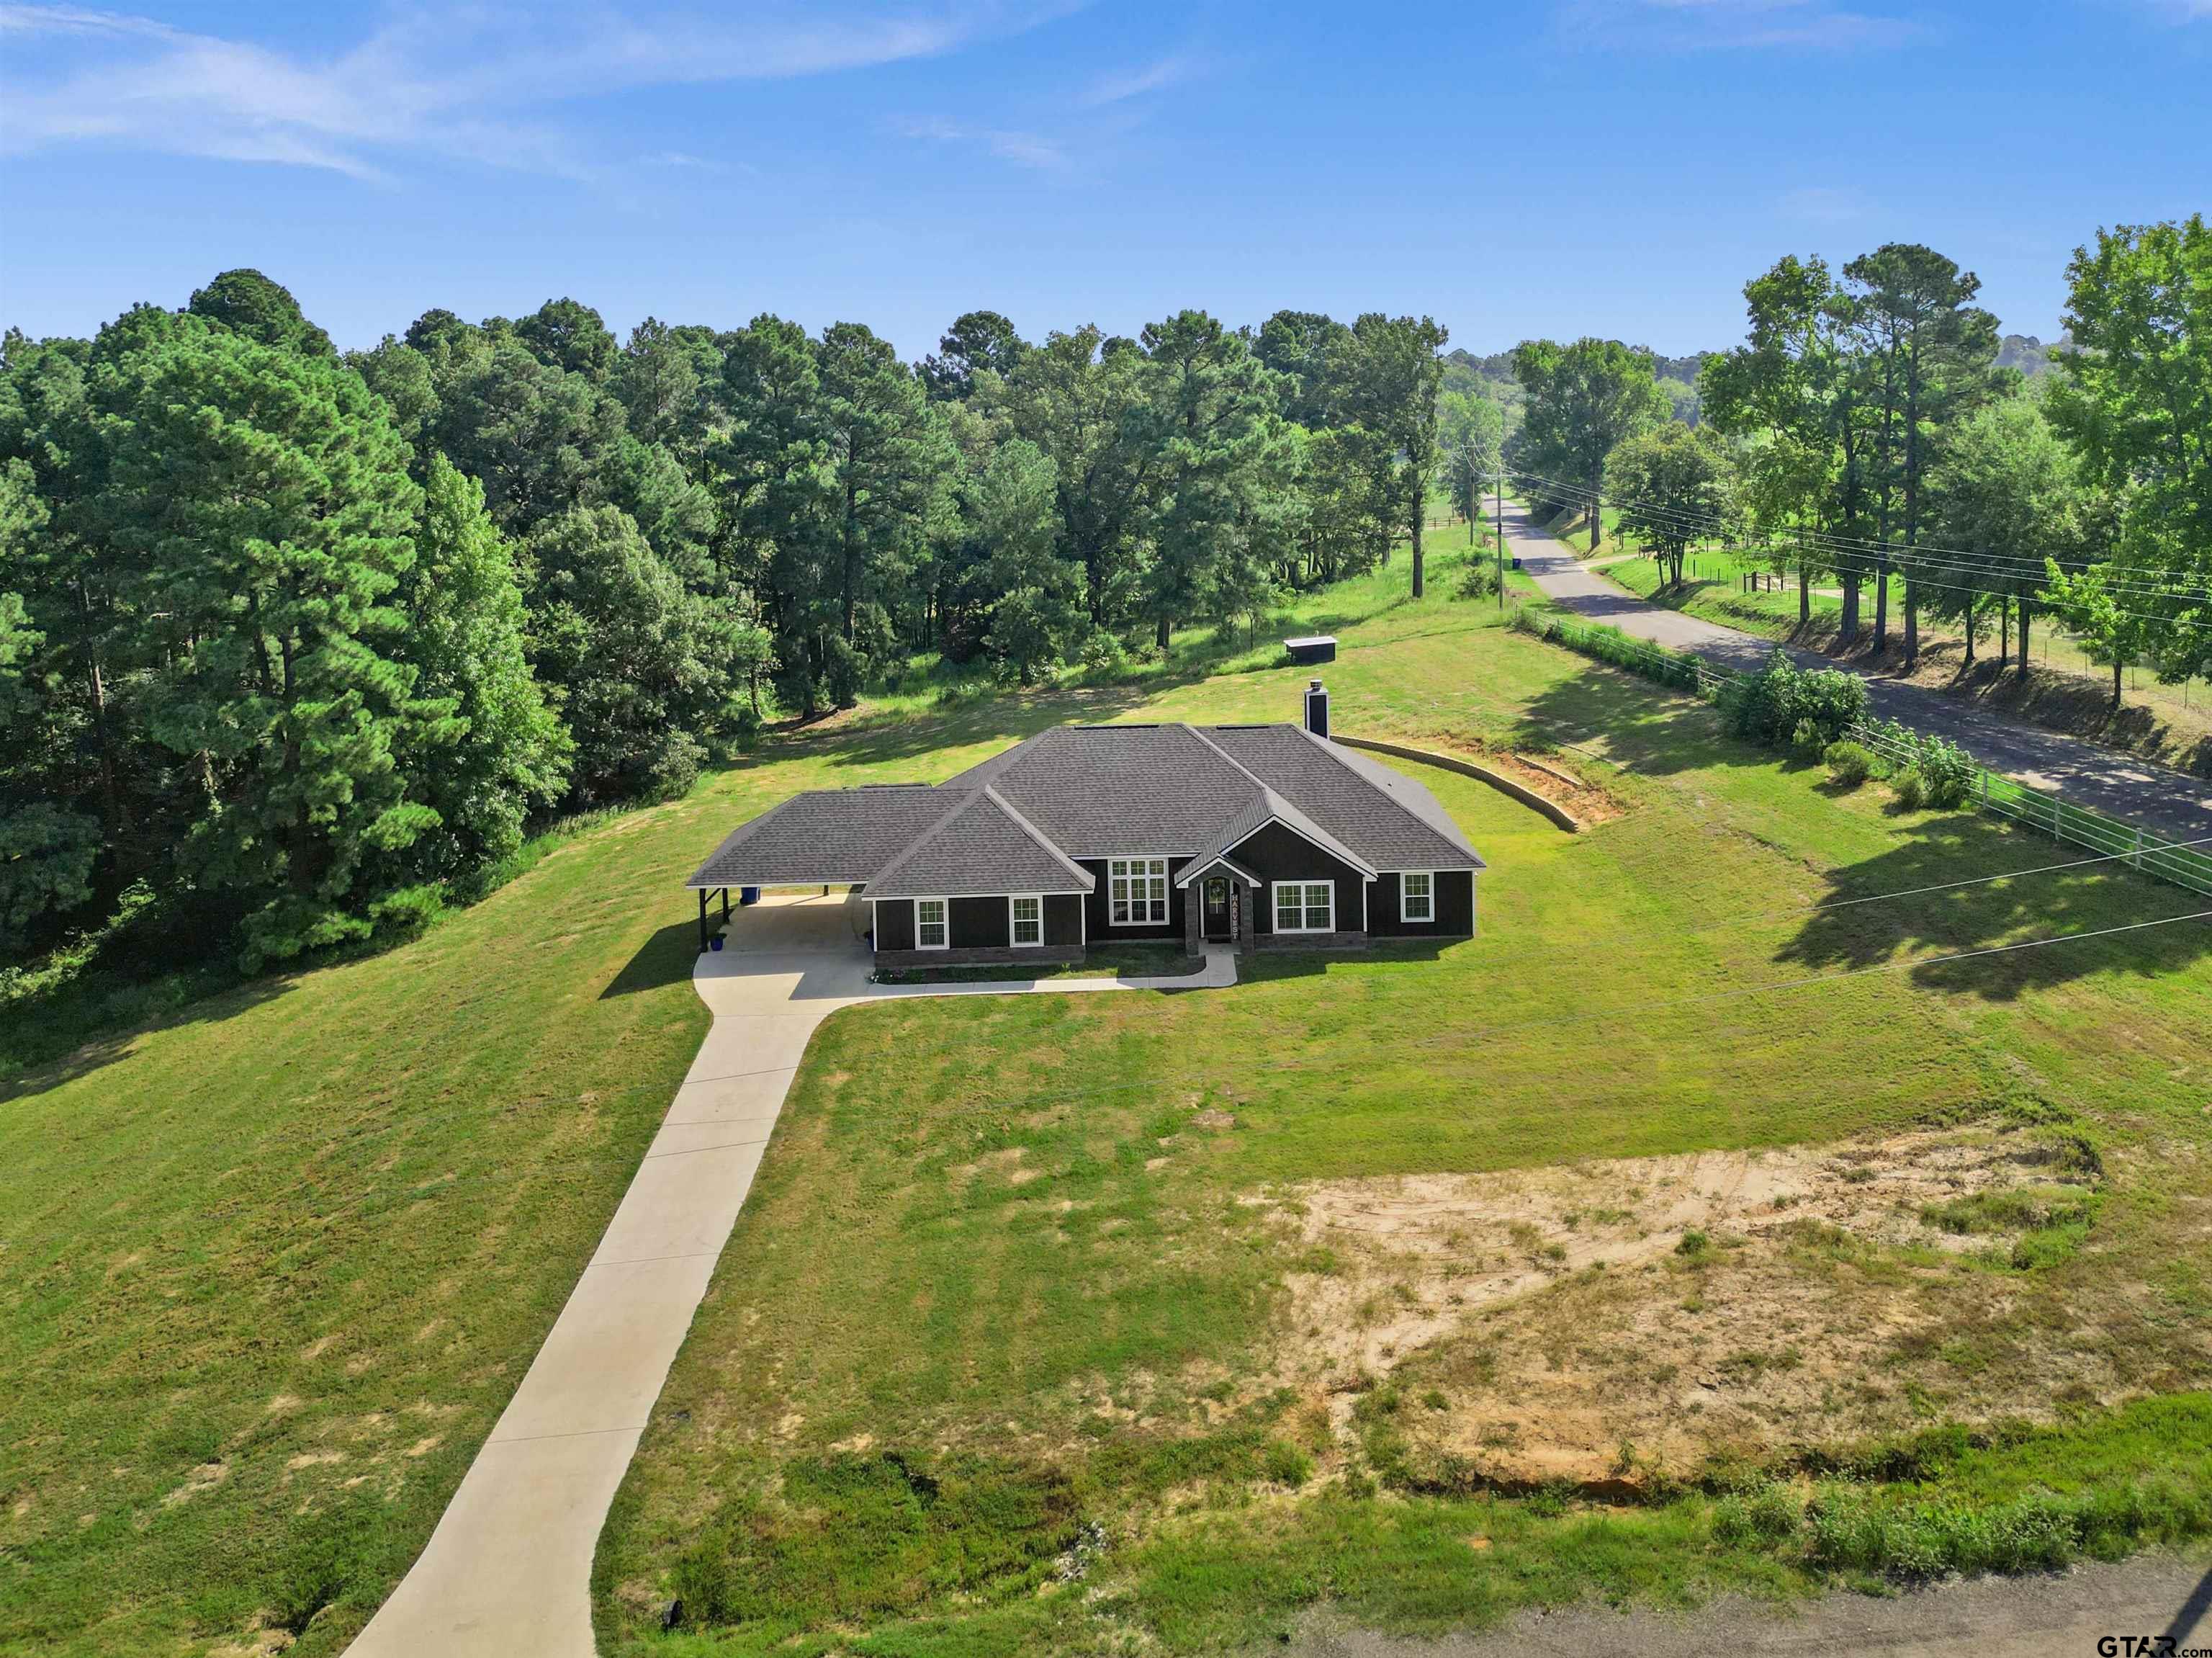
[1202, 877, 1232, 941]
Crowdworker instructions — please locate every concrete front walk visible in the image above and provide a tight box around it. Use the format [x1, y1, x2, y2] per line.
[1502, 502, 2212, 845]
[349, 895, 1231, 1658]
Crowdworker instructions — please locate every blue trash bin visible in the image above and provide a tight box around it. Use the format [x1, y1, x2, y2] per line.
[741, 885, 761, 906]
[709, 934, 724, 951]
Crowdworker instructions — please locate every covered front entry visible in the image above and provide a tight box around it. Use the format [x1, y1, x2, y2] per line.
[1179, 856, 1259, 956]
[1200, 877, 1233, 941]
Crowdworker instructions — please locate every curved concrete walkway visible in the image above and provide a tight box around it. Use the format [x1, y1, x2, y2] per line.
[1502, 502, 2212, 843]
[349, 895, 1232, 1657]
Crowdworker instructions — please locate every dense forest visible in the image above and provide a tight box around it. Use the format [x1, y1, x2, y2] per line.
[0, 284, 1483, 967]
[3, 215, 2203, 974]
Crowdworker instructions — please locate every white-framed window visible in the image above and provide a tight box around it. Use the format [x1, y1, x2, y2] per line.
[1010, 894, 1043, 947]
[1274, 880, 1334, 934]
[1108, 857, 1169, 926]
[1400, 871, 1434, 923]
[915, 897, 949, 950]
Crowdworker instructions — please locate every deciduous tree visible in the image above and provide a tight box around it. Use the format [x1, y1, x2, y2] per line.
[1606, 422, 1735, 588]
[2046, 215, 2212, 684]
[1508, 337, 1669, 552]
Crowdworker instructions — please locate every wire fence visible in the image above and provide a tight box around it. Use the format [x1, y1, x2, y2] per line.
[1517, 609, 2212, 900]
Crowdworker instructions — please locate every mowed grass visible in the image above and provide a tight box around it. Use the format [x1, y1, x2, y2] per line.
[590, 571, 2212, 1651]
[5, 540, 2210, 1655]
[0, 544, 1503, 1656]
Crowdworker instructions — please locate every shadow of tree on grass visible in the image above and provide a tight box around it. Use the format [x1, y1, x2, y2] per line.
[1775, 808, 2212, 1001]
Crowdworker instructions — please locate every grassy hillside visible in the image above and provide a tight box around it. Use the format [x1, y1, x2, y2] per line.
[593, 568, 2212, 1646]
[0, 548, 1478, 1655]
[5, 538, 2211, 1654]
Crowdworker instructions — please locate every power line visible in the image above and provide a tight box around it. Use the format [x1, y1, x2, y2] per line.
[1501, 475, 2212, 633]
[1503, 467, 2212, 613]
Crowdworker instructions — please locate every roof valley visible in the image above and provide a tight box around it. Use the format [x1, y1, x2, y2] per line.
[688, 720, 1483, 890]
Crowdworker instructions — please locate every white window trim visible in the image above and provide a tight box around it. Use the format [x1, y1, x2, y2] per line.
[1399, 870, 1434, 924]
[914, 896, 950, 951]
[1105, 856, 1170, 928]
[1008, 893, 1044, 948]
[1272, 879, 1335, 935]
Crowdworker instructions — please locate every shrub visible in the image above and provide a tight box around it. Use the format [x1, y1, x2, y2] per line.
[1867, 720, 1978, 810]
[1732, 655, 1869, 750]
[1791, 717, 1827, 756]
[1824, 740, 1876, 786]
[1511, 611, 1703, 694]
[1915, 735, 1978, 809]
[1456, 558, 1501, 601]
[1891, 768, 1930, 810]
[1075, 630, 1133, 676]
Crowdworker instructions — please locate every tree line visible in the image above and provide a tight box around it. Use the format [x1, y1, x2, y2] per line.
[1503, 219, 2211, 706]
[0, 277, 1465, 965]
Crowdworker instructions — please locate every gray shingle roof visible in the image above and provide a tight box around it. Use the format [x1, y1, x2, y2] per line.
[1202, 725, 1485, 872]
[685, 785, 949, 887]
[938, 724, 1266, 854]
[1202, 777, 1377, 877]
[688, 720, 1483, 892]
[866, 787, 1094, 899]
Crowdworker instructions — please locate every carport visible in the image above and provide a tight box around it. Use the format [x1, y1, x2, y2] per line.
[684, 783, 954, 951]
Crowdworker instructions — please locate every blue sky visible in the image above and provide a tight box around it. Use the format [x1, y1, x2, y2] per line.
[2, 1, 2206, 359]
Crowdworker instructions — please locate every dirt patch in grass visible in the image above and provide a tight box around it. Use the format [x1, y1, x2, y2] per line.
[1259, 1122, 2135, 1487]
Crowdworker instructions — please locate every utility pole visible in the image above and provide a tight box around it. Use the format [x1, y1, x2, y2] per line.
[1494, 467, 1506, 612]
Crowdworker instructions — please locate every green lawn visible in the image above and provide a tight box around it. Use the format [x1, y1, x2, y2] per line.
[5, 539, 2211, 1655]
[593, 573, 2212, 1648]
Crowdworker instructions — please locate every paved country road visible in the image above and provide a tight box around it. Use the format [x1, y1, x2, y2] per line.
[1499, 502, 2212, 847]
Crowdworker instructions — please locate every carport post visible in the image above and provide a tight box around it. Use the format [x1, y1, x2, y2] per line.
[697, 888, 709, 952]
[721, 886, 730, 922]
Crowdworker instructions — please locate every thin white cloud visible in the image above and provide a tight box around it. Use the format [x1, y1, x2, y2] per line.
[890, 113, 1066, 170]
[986, 130, 1069, 169]
[0, 2, 1078, 181]
[1557, 0, 1922, 50]
[639, 150, 733, 172]
[1081, 50, 1197, 106]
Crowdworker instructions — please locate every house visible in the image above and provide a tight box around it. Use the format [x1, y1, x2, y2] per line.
[685, 681, 1485, 967]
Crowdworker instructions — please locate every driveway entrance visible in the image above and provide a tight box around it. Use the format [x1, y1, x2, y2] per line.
[351, 896, 1231, 1657]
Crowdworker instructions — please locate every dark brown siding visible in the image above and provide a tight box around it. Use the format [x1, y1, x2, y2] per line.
[875, 897, 915, 951]
[1228, 821, 1367, 937]
[1078, 856, 1190, 942]
[1439, 870, 1475, 935]
[1368, 869, 1478, 938]
[1045, 893, 1084, 946]
[950, 896, 1010, 949]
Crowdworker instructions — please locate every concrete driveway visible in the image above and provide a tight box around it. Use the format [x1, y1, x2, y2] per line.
[349, 894, 1229, 1657]
[1502, 502, 2212, 844]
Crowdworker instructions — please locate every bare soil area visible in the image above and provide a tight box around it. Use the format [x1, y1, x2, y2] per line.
[1257, 1124, 2137, 1487]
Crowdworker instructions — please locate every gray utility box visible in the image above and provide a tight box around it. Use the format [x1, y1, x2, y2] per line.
[1283, 635, 1337, 666]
